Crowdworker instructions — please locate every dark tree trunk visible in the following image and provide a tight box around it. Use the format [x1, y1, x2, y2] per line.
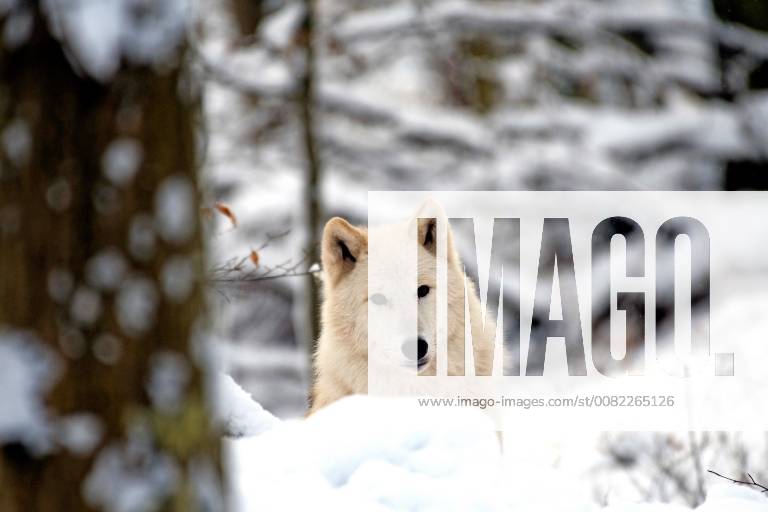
[229, 0, 264, 37]
[297, 0, 322, 369]
[712, 0, 768, 32]
[0, 5, 223, 511]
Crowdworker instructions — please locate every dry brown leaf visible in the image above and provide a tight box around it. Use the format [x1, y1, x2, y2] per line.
[214, 202, 238, 228]
[249, 250, 260, 267]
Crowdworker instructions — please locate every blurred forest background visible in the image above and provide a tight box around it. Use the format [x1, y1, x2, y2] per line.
[1, 0, 768, 509]
[200, 0, 768, 414]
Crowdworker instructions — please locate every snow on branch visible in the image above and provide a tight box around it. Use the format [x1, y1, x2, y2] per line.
[716, 21, 768, 58]
[192, 44, 297, 101]
[330, 0, 711, 45]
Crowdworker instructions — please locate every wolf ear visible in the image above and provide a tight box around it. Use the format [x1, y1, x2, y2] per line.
[417, 217, 437, 254]
[414, 199, 449, 256]
[414, 199, 458, 262]
[321, 217, 366, 285]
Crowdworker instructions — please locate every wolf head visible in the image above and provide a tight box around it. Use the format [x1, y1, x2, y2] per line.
[319, 201, 471, 376]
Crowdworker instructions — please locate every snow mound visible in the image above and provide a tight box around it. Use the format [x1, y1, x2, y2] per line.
[227, 395, 504, 512]
[225, 395, 768, 512]
[695, 484, 768, 512]
[603, 485, 767, 512]
[214, 374, 278, 437]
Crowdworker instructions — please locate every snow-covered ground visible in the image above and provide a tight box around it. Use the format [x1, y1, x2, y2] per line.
[222, 388, 768, 512]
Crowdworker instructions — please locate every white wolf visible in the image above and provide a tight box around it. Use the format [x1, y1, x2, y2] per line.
[309, 201, 497, 415]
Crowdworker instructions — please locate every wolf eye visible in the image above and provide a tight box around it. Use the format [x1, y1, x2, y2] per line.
[417, 285, 430, 298]
[370, 293, 387, 305]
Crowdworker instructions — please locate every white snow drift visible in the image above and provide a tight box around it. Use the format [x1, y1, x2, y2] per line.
[222, 389, 768, 512]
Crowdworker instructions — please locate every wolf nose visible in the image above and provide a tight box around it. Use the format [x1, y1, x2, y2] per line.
[417, 337, 428, 360]
[401, 338, 429, 361]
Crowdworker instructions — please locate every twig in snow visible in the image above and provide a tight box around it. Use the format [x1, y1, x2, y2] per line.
[708, 470, 768, 494]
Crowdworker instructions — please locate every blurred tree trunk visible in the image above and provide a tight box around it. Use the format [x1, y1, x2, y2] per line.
[713, 0, 768, 190]
[297, 0, 322, 368]
[712, 0, 768, 32]
[229, 0, 263, 38]
[0, 6, 223, 512]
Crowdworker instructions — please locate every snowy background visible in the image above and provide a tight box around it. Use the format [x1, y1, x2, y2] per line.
[193, 0, 768, 510]
[200, 0, 768, 414]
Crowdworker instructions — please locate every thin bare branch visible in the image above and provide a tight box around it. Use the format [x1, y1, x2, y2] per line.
[708, 470, 768, 494]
